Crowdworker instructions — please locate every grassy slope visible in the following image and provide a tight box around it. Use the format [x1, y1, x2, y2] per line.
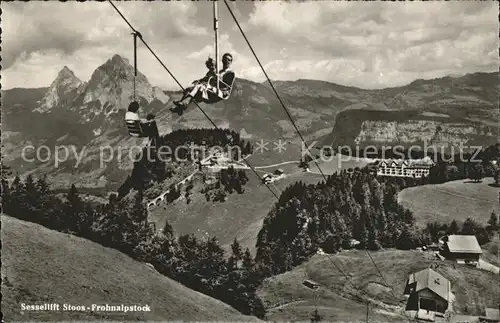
[1, 214, 260, 321]
[258, 249, 500, 321]
[150, 168, 324, 253]
[398, 178, 500, 226]
[307, 154, 374, 175]
[481, 237, 500, 267]
[149, 149, 372, 254]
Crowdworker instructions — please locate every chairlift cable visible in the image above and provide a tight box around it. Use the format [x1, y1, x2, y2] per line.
[213, 0, 219, 95]
[223, 4, 417, 321]
[108, 0, 280, 201]
[132, 31, 139, 101]
[223, 0, 328, 183]
[109, 2, 411, 322]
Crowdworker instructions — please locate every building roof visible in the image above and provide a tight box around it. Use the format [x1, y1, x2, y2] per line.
[378, 157, 434, 168]
[446, 235, 483, 254]
[484, 308, 500, 321]
[407, 268, 450, 301]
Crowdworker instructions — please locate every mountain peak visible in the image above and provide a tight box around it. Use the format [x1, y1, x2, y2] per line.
[56, 66, 80, 83]
[90, 54, 134, 80]
[107, 54, 131, 68]
[81, 54, 156, 118]
[35, 66, 84, 113]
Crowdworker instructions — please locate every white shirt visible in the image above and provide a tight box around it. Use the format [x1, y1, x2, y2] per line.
[125, 111, 140, 121]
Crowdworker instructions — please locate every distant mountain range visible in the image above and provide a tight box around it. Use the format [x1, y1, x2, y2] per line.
[2, 54, 498, 188]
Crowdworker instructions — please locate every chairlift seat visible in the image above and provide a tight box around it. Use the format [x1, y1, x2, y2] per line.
[125, 119, 148, 137]
[204, 71, 236, 103]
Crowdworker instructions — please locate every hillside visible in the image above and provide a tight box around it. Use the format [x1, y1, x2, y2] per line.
[149, 166, 324, 252]
[321, 109, 499, 154]
[1, 214, 260, 321]
[481, 238, 500, 267]
[2, 60, 498, 189]
[398, 177, 500, 226]
[258, 249, 500, 321]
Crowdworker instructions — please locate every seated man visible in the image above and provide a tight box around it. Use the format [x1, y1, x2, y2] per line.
[207, 53, 235, 100]
[125, 101, 160, 147]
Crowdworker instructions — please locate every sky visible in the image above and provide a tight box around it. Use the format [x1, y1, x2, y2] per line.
[2, 1, 498, 90]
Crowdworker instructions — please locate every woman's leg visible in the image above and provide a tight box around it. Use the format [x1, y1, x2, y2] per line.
[187, 83, 205, 98]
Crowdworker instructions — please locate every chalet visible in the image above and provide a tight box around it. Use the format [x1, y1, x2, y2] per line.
[303, 280, 320, 290]
[262, 174, 273, 183]
[204, 173, 218, 185]
[376, 157, 434, 178]
[404, 268, 450, 314]
[240, 128, 252, 139]
[273, 169, 284, 176]
[480, 306, 500, 322]
[442, 235, 482, 263]
[349, 239, 361, 248]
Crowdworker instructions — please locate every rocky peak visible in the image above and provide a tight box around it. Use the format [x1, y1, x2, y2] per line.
[58, 66, 77, 79]
[35, 66, 84, 113]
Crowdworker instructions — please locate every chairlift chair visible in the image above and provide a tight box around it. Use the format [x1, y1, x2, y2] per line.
[126, 119, 145, 137]
[125, 119, 158, 149]
[203, 71, 236, 104]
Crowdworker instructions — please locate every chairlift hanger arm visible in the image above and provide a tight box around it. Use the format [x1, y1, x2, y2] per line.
[208, 76, 233, 89]
[108, 0, 279, 200]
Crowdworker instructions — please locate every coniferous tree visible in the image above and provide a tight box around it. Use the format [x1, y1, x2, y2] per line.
[242, 248, 254, 271]
[228, 238, 243, 270]
[448, 220, 459, 235]
[66, 184, 85, 233]
[311, 308, 322, 322]
[487, 212, 499, 232]
[494, 168, 500, 187]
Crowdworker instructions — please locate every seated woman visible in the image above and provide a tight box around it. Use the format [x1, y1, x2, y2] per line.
[125, 101, 160, 147]
[172, 57, 217, 115]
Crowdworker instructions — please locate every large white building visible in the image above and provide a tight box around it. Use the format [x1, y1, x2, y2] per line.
[376, 157, 434, 178]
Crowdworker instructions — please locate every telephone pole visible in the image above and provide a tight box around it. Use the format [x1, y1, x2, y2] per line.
[366, 301, 369, 323]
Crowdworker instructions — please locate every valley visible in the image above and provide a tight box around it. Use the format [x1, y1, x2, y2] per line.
[2, 54, 499, 323]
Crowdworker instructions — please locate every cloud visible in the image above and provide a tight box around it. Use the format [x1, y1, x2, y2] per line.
[187, 45, 213, 60]
[2, 1, 498, 90]
[252, 1, 497, 88]
[1, 2, 209, 69]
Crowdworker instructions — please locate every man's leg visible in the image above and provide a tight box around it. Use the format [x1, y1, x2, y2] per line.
[141, 121, 160, 153]
[149, 121, 160, 149]
[174, 86, 194, 105]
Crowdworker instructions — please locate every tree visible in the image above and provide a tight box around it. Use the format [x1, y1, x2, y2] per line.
[24, 174, 39, 207]
[448, 220, 459, 235]
[461, 218, 477, 235]
[108, 193, 118, 205]
[396, 227, 421, 250]
[487, 212, 499, 232]
[0, 163, 12, 180]
[65, 184, 86, 232]
[367, 224, 381, 251]
[242, 248, 254, 271]
[495, 168, 500, 187]
[468, 163, 485, 182]
[310, 308, 322, 322]
[36, 176, 50, 196]
[461, 218, 490, 244]
[228, 238, 243, 270]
